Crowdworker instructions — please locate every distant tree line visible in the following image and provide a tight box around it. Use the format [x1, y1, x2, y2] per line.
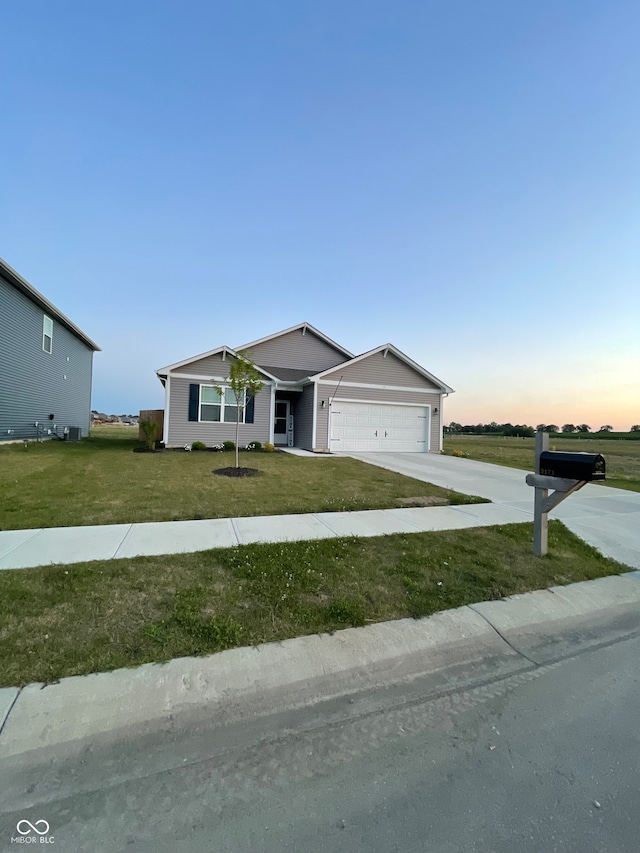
[445, 422, 640, 437]
[445, 422, 536, 437]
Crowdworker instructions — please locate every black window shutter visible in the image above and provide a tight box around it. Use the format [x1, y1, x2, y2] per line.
[245, 394, 255, 424]
[188, 384, 199, 421]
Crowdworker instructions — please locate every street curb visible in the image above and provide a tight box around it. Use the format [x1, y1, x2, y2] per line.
[1, 574, 639, 759]
[0, 606, 517, 759]
[470, 574, 640, 664]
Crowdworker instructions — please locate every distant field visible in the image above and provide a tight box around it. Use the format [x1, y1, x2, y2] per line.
[443, 435, 640, 492]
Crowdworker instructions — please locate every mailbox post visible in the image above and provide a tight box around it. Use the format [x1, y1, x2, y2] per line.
[532, 431, 549, 556]
[526, 433, 605, 556]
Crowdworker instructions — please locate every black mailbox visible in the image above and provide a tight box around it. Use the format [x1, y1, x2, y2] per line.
[539, 451, 606, 481]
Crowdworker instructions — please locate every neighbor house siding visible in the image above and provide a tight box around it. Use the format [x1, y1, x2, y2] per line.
[316, 386, 442, 452]
[319, 351, 439, 389]
[166, 376, 272, 446]
[0, 274, 94, 441]
[293, 384, 314, 450]
[244, 329, 347, 373]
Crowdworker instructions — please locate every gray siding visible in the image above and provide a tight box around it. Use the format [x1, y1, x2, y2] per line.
[0, 274, 94, 441]
[167, 376, 272, 446]
[244, 329, 347, 373]
[320, 350, 439, 389]
[173, 352, 233, 378]
[292, 384, 314, 450]
[316, 386, 443, 452]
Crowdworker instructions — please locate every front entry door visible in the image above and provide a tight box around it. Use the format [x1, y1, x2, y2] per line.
[274, 399, 290, 445]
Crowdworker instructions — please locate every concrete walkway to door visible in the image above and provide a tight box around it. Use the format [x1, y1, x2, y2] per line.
[340, 452, 640, 570]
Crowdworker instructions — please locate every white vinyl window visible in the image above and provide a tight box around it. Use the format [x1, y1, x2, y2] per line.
[200, 386, 245, 423]
[200, 386, 222, 422]
[43, 315, 53, 353]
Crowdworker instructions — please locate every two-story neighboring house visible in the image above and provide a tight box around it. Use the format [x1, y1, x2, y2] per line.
[0, 258, 100, 442]
[156, 322, 453, 453]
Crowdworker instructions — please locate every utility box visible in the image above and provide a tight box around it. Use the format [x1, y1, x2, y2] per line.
[539, 451, 605, 481]
[65, 427, 82, 441]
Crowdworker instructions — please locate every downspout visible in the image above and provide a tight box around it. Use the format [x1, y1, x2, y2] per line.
[163, 375, 171, 445]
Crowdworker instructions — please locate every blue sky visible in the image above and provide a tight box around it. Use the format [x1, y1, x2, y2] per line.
[2, 1, 638, 429]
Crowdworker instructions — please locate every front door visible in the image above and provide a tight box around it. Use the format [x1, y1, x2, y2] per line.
[274, 399, 290, 445]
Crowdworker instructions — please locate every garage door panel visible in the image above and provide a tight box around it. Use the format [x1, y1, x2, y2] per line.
[330, 402, 429, 452]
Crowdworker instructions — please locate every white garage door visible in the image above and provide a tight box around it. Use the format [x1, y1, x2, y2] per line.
[330, 402, 429, 452]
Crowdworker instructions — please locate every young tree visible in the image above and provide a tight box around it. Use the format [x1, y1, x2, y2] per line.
[214, 352, 265, 468]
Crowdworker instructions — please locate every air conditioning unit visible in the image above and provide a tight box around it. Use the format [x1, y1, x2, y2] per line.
[65, 427, 82, 441]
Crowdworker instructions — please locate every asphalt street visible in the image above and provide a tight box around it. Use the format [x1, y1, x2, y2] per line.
[2, 628, 638, 853]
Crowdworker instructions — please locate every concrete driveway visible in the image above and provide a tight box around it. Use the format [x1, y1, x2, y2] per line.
[341, 452, 640, 570]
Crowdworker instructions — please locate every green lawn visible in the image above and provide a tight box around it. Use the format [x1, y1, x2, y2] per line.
[0, 521, 627, 687]
[0, 427, 482, 530]
[443, 435, 640, 492]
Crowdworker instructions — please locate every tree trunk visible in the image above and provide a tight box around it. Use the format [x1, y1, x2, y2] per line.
[235, 408, 240, 468]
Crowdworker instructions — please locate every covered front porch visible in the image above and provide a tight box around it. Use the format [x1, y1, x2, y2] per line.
[272, 386, 314, 450]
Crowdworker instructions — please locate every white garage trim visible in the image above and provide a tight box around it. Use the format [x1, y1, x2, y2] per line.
[332, 397, 431, 408]
[329, 400, 431, 452]
[318, 380, 438, 394]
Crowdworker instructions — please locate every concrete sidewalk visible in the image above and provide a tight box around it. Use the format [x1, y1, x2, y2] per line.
[0, 501, 529, 570]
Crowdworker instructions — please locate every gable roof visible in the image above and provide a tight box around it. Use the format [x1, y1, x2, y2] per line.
[237, 322, 354, 361]
[1, 257, 101, 351]
[311, 343, 454, 393]
[257, 365, 313, 382]
[155, 345, 278, 382]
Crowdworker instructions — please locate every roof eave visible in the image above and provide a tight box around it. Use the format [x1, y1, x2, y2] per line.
[311, 342, 454, 392]
[0, 257, 101, 351]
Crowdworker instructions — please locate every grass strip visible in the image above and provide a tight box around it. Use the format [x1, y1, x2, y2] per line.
[0, 521, 627, 687]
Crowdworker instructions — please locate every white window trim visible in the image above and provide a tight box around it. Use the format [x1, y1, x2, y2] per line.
[43, 315, 53, 354]
[198, 383, 246, 424]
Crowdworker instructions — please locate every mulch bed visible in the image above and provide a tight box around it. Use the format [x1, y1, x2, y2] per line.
[213, 467, 262, 477]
